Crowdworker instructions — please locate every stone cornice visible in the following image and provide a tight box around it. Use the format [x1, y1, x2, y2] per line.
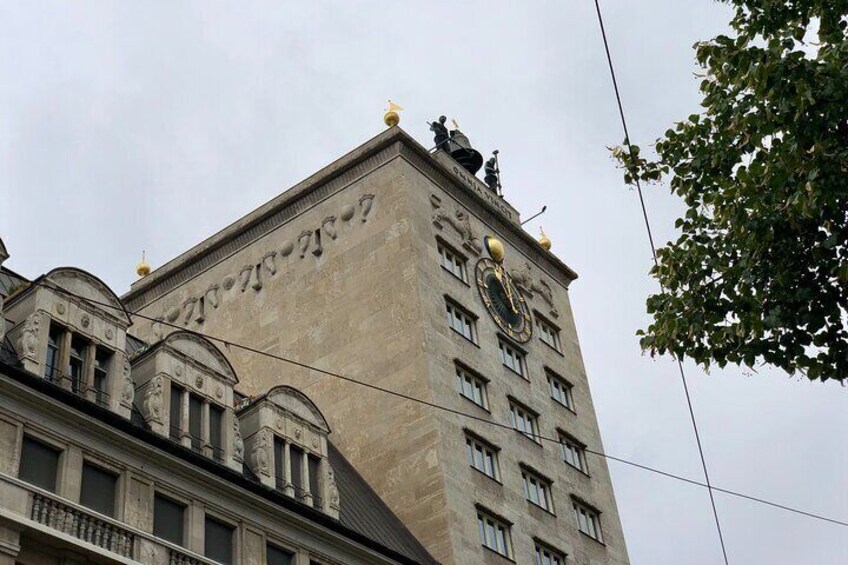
[123, 127, 577, 310]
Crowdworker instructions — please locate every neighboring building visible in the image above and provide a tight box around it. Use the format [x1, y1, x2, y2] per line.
[121, 125, 630, 564]
[0, 249, 436, 565]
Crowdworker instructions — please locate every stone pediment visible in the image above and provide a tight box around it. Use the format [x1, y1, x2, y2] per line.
[164, 331, 238, 384]
[267, 386, 329, 433]
[45, 267, 131, 326]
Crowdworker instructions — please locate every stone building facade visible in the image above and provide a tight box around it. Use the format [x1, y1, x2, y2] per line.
[121, 127, 630, 565]
[0, 246, 436, 565]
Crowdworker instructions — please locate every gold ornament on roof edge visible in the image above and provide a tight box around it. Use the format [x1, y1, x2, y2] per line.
[136, 250, 151, 277]
[484, 235, 505, 264]
[538, 227, 552, 251]
[384, 100, 404, 127]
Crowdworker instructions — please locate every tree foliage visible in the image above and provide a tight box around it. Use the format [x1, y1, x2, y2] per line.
[613, 1, 848, 381]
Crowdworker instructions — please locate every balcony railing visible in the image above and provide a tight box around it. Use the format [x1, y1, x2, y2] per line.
[169, 549, 205, 565]
[31, 492, 135, 557]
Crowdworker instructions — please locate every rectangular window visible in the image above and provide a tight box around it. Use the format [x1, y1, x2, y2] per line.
[476, 509, 511, 558]
[267, 544, 295, 565]
[498, 339, 525, 377]
[290, 445, 304, 498]
[509, 401, 541, 444]
[204, 516, 234, 564]
[547, 370, 574, 410]
[93, 347, 111, 407]
[69, 335, 89, 394]
[153, 493, 186, 546]
[188, 394, 203, 451]
[537, 316, 562, 351]
[45, 323, 63, 381]
[209, 405, 224, 462]
[80, 462, 118, 517]
[535, 543, 566, 565]
[560, 433, 588, 473]
[574, 500, 603, 542]
[522, 468, 554, 512]
[438, 241, 468, 282]
[455, 365, 488, 409]
[446, 301, 476, 342]
[19, 436, 61, 492]
[169, 384, 183, 440]
[308, 454, 321, 503]
[274, 437, 285, 490]
[464, 435, 499, 480]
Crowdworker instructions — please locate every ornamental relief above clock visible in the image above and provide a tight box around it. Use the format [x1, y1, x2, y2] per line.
[475, 258, 533, 343]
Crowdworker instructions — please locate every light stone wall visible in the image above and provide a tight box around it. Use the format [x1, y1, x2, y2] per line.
[127, 135, 629, 564]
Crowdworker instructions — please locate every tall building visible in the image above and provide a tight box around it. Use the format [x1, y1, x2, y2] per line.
[122, 124, 630, 565]
[0, 246, 436, 564]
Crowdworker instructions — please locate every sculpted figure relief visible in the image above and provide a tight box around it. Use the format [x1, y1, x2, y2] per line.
[430, 194, 482, 255]
[233, 418, 244, 462]
[327, 466, 340, 511]
[512, 262, 558, 317]
[143, 377, 163, 422]
[18, 313, 40, 360]
[121, 357, 134, 405]
[250, 431, 270, 475]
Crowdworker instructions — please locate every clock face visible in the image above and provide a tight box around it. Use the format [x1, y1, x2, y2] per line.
[476, 258, 532, 343]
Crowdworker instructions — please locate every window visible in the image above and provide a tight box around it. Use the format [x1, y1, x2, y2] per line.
[537, 316, 562, 351]
[93, 348, 111, 407]
[204, 516, 235, 564]
[535, 543, 566, 565]
[509, 401, 540, 443]
[498, 339, 525, 377]
[521, 468, 554, 512]
[547, 370, 574, 410]
[446, 301, 476, 342]
[476, 509, 511, 558]
[574, 500, 603, 542]
[209, 405, 224, 462]
[560, 433, 588, 473]
[465, 434, 499, 480]
[290, 445, 304, 498]
[308, 454, 321, 504]
[267, 544, 295, 565]
[80, 462, 118, 517]
[455, 365, 488, 409]
[438, 241, 468, 282]
[19, 436, 61, 492]
[154, 493, 186, 546]
[69, 335, 88, 394]
[170, 384, 183, 440]
[274, 437, 286, 491]
[188, 394, 203, 451]
[45, 323, 62, 380]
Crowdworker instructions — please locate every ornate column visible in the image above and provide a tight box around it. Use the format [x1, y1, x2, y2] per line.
[301, 453, 312, 507]
[283, 441, 293, 497]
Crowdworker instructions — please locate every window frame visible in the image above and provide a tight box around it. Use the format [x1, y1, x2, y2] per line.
[521, 465, 555, 513]
[546, 369, 575, 412]
[535, 313, 563, 353]
[266, 541, 297, 565]
[558, 430, 589, 475]
[18, 433, 63, 493]
[153, 490, 188, 547]
[573, 498, 604, 543]
[445, 298, 478, 344]
[455, 362, 489, 411]
[437, 238, 469, 284]
[464, 431, 500, 481]
[79, 459, 120, 518]
[204, 512, 237, 565]
[498, 337, 527, 379]
[476, 507, 513, 558]
[508, 399, 542, 445]
[534, 539, 567, 565]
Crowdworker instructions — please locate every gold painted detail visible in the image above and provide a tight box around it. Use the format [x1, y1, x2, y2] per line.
[384, 100, 404, 127]
[136, 251, 151, 277]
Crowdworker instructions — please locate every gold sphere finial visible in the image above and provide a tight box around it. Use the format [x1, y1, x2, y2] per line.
[484, 235, 505, 264]
[384, 100, 404, 127]
[538, 227, 552, 251]
[136, 250, 151, 278]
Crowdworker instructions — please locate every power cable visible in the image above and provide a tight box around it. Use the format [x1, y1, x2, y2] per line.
[22, 279, 848, 530]
[593, 1, 730, 562]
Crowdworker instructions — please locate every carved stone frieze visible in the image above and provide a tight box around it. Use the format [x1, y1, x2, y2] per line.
[430, 193, 482, 255]
[233, 417, 244, 463]
[511, 261, 559, 318]
[249, 430, 270, 476]
[17, 313, 40, 362]
[121, 356, 134, 406]
[143, 377, 164, 424]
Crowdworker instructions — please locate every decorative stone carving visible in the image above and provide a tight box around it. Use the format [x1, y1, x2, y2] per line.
[121, 357, 134, 405]
[298, 230, 312, 258]
[143, 377, 163, 423]
[512, 262, 558, 317]
[105, 328, 114, 340]
[205, 284, 220, 309]
[359, 193, 374, 222]
[195, 376, 204, 389]
[17, 313, 40, 361]
[430, 194, 482, 255]
[262, 252, 277, 276]
[233, 418, 244, 462]
[215, 385, 223, 399]
[182, 297, 197, 325]
[340, 205, 355, 222]
[166, 304, 181, 323]
[56, 302, 65, 315]
[327, 467, 340, 513]
[280, 240, 294, 257]
[222, 275, 236, 291]
[80, 314, 90, 328]
[322, 216, 337, 240]
[250, 431, 270, 475]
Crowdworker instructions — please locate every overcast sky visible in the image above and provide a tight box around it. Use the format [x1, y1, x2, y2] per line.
[2, 2, 846, 563]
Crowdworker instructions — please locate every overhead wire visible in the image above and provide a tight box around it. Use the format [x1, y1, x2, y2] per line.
[593, 1, 729, 562]
[19, 279, 848, 530]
